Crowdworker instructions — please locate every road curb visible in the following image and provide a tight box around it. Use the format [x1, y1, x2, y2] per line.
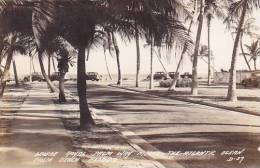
[108, 84, 260, 117]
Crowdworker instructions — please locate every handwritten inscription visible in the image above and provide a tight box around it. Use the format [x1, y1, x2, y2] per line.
[168, 150, 216, 157]
[32, 149, 246, 164]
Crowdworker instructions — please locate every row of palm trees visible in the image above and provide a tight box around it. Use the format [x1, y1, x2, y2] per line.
[0, 0, 192, 129]
[0, 0, 260, 129]
[130, 0, 260, 102]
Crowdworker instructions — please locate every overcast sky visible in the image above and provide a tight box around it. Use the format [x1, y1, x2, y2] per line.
[10, 11, 260, 78]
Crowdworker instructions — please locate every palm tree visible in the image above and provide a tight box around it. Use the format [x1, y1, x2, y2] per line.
[244, 40, 260, 70]
[228, 17, 260, 71]
[0, 33, 27, 96]
[168, 0, 196, 91]
[226, 0, 260, 101]
[191, 0, 205, 96]
[135, 22, 141, 87]
[239, 18, 258, 71]
[111, 31, 122, 85]
[56, 38, 77, 103]
[44, 36, 76, 103]
[204, 0, 227, 85]
[168, 18, 194, 91]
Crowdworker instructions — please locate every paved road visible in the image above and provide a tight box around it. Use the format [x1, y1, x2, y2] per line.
[66, 82, 260, 168]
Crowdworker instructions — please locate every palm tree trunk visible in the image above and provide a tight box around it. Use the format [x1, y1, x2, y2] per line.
[111, 32, 122, 85]
[12, 59, 19, 87]
[240, 33, 251, 71]
[104, 52, 112, 80]
[86, 46, 90, 61]
[207, 15, 212, 86]
[32, 56, 36, 73]
[59, 72, 66, 103]
[0, 34, 4, 65]
[149, 38, 154, 90]
[191, 0, 205, 95]
[77, 45, 95, 129]
[38, 51, 57, 92]
[254, 58, 257, 70]
[227, 2, 247, 101]
[48, 54, 51, 77]
[0, 49, 13, 97]
[135, 23, 141, 87]
[169, 10, 194, 91]
[169, 46, 186, 91]
[52, 55, 56, 72]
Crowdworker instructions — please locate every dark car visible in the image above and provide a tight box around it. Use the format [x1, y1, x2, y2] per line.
[50, 72, 60, 81]
[241, 73, 260, 87]
[147, 71, 167, 80]
[168, 72, 176, 79]
[24, 72, 44, 82]
[85, 72, 102, 81]
[180, 72, 192, 79]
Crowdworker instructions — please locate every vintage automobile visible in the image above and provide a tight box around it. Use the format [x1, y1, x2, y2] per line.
[147, 71, 167, 80]
[180, 72, 192, 79]
[23, 72, 44, 82]
[50, 72, 60, 81]
[168, 72, 176, 79]
[85, 72, 102, 81]
[241, 73, 260, 87]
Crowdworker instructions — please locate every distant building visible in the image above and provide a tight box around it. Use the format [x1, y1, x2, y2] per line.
[213, 70, 260, 84]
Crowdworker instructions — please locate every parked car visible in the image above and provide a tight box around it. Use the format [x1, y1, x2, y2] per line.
[50, 72, 59, 81]
[85, 72, 102, 81]
[180, 72, 192, 79]
[23, 72, 44, 82]
[168, 72, 176, 79]
[241, 73, 260, 87]
[147, 71, 167, 80]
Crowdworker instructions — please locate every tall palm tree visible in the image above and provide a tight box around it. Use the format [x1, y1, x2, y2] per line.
[227, 0, 260, 101]
[111, 31, 122, 85]
[228, 17, 259, 71]
[135, 22, 141, 87]
[44, 36, 76, 103]
[244, 40, 260, 70]
[191, 0, 205, 96]
[0, 33, 27, 96]
[204, 0, 227, 85]
[56, 38, 77, 103]
[168, 18, 194, 91]
[168, 0, 196, 91]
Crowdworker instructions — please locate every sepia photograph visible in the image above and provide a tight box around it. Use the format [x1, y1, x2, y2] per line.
[0, 0, 260, 168]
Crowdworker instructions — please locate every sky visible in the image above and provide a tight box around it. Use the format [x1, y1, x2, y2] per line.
[10, 11, 260, 78]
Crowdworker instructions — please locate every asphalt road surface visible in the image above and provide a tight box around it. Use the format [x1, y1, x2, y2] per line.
[66, 82, 260, 168]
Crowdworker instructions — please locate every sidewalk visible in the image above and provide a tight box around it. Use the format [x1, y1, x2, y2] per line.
[0, 83, 79, 168]
[110, 81, 260, 116]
